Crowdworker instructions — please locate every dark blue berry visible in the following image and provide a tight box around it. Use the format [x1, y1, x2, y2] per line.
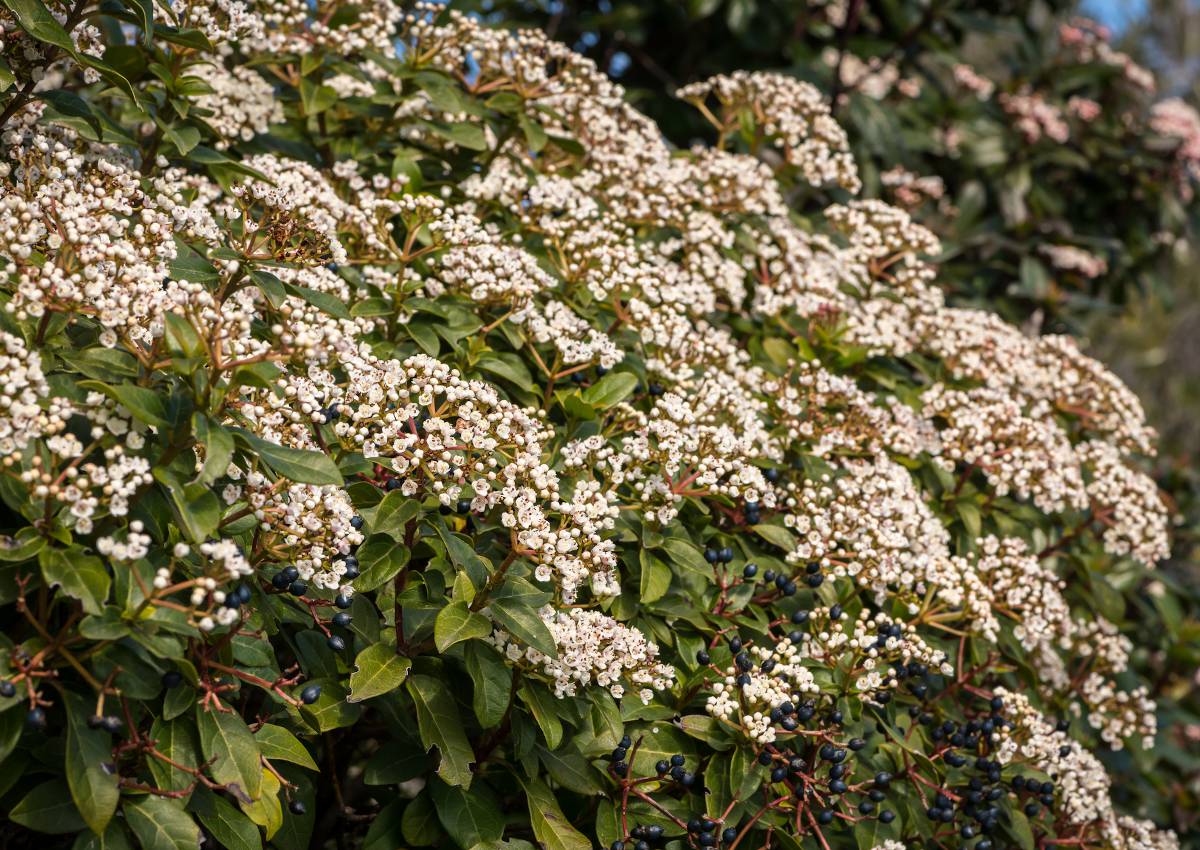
[300, 684, 322, 704]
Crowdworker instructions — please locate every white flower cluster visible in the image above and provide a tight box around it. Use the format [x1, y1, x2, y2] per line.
[192, 57, 283, 150]
[1041, 243, 1108, 279]
[13, 393, 153, 535]
[999, 88, 1070, 144]
[1059, 17, 1156, 93]
[243, 476, 364, 592]
[492, 607, 674, 702]
[705, 638, 820, 744]
[1077, 439, 1170, 567]
[798, 609, 952, 699]
[0, 331, 69, 453]
[0, 108, 188, 347]
[821, 49, 920, 101]
[992, 688, 1178, 850]
[676, 71, 861, 192]
[952, 63, 995, 100]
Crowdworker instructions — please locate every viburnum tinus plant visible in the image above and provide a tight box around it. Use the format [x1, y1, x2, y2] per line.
[0, 2, 1183, 850]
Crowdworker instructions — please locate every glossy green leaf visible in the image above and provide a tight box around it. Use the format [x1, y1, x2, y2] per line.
[434, 601, 492, 651]
[253, 724, 318, 770]
[124, 796, 201, 850]
[347, 643, 412, 703]
[196, 706, 262, 801]
[40, 546, 110, 615]
[407, 674, 475, 788]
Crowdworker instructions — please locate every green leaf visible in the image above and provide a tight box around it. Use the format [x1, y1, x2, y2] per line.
[64, 693, 119, 833]
[628, 724, 697, 776]
[147, 717, 199, 798]
[234, 430, 342, 486]
[476, 353, 535, 392]
[347, 643, 412, 703]
[430, 520, 489, 588]
[253, 724, 318, 770]
[59, 348, 138, 382]
[582, 371, 638, 408]
[119, 0, 153, 43]
[156, 471, 222, 544]
[72, 821, 135, 850]
[39, 89, 101, 138]
[518, 680, 563, 748]
[192, 414, 235, 487]
[78, 381, 170, 430]
[464, 641, 512, 727]
[124, 796, 201, 850]
[300, 78, 338, 115]
[353, 536, 410, 593]
[518, 111, 548, 153]
[751, 523, 795, 551]
[9, 779, 87, 834]
[679, 714, 733, 750]
[40, 546, 110, 615]
[429, 779, 504, 848]
[362, 801, 406, 850]
[282, 281, 351, 320]
[413, 70, 469, 113]
[0, 529, 44, 562]
[401, 793, 442, 846]
[297, 680, 362, 732]
[189, 788, 261, 850]
[519, 778, 590, 850]
[248, 269, 285, 307]
[2, 0, 76, 52]
[164, 313, 203, 359]
[423, 119, 488, 150]
[1006, 810, 1036, 850]
[78, 52, 144, 110]
[537, 746, 605, 794]
[169, 240, 220, 282]
[363, 741, 428, 786]
[659, 537, 711, 576]
[407, 674, 475, 788]
[370, 490, 421, 539]
[489, 586, 557, 658]
[638, 550, 671, 604]
[435, 601, 492, 652]
[196, 706, 262, 801]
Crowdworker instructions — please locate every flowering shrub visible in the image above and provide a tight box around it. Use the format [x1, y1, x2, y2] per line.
[0, 3, 1185, 850]
[468, 0, 1200, 332]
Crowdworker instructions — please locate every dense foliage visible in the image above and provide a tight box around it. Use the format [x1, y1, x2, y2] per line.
[467, 0, 1200, 836]
[466, 0, 1200, 331]
[0, 2, 1191, 850]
